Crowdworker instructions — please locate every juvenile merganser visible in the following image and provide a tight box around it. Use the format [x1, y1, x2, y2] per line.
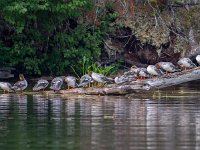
[33, 79, 49, 91]
[147, 65, 163, 76]
[177, 58, 196, 70]
[64, 76, 77, 89]
[0, 82, 13, 93]
[49, 77, 64, 91]
[78, 74, 92, 87]
[12, 74, 28, 93]
[156, 62, 179, 73]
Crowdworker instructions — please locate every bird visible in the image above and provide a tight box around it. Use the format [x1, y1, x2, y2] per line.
[177, 57, 196, 70]
[137, 68, 149, 79]
[12, 74, 28, 93]
[0, 82, 13, 93]
[155, 62, 179, 73]
[64, 76, 77, 89]
[33, 79, 49, 91]
[123, 69, 138, 78]
[147, 65, 163, 77]
[130, 65, 141, 74]
[196, 55, 200, 66]
[114, 75, 129, 84]
[130, 65, 149, 79]
[49, 76, 64, 91]
[91, 72, 114, 85]
[78, 74, 92, 87]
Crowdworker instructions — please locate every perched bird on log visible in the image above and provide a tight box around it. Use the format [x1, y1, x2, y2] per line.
[130, 65, 141, 74]
[114, 75, 129, 84]
[130, 65, 149, 79]
[177, 58, 196, 70]
[91, 72, 114, 84]
[49, 77, 64, 91]
[0, 82, 13, 93]
[33, 79, 49, 91]
[64, 76, 77, 89]
[147, 65, 163, 77]
[196, 55, 200, 66]
[12, 74, 28, 93]
[137, 68, 149, 79]
[78, 74, 92, 87]
[155, 62, 179, 73]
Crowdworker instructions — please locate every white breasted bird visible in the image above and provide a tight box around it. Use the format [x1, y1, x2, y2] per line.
[196, 55, 200, 66]
[33, 79, 49, 91]
[49, 76, 64, 91]
[12, 74, 28, 93]
[177, 57, 196, 70]
[156, 62, 179, 73]
[91, 72, 114, 84]
[64, 76, 77, 89]
[147, 65, 163, 76]
[0, 82, 13, 93]
[78, 74, 92, 87]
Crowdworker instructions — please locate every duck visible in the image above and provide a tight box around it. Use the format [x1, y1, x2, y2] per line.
[130, 65, 149, 79]
[137, 68, 149, 79]
[64, 76, 77, 89]
[155, 62, 179, 73]
[91, 72, 114, 84]
[12, 74, 28, 93]
[78, 74, 92, 87]
[114, 75, 129, 84]
[33, 79, 49, 91]
[177, 57, 196, 70]
[130, 65, 141, 74]
[123, 70, 137, 76]
[0, 82, 13, 93]
[147, 65, 163, 77]
[196, 55, 200, 66]
[49, 76, 64, 91]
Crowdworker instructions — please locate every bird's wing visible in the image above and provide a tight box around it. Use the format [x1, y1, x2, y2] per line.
[13, 81, 26, 88]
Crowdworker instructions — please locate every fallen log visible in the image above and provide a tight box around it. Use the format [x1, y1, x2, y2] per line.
[59, 68, 200, 95]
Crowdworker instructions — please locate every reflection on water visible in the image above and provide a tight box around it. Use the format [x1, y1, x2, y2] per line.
[0, 93, 200, 150]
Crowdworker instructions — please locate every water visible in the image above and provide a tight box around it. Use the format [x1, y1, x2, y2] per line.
[0, 85, 200, 150]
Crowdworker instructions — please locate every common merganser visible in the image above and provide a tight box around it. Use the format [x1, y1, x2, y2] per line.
[147, 65, 163, 76]
[123, 70, 137, 78]
[177, 58, 196, 70]
[91, 72, 114, 84]
[137, 68, 149, 79]
[156, 62, 179, 73]
[12, 74, 28, 93]
[196, 55, 200, 66]
[78, 74, 92, 87]
[49, 77, 64, 91]
[64, 76, 77, 89]
[0, 82, 13, 93]
[130, 65, 141, 74]
[114, 75, 129, 84]
[33, 79, 49, 91]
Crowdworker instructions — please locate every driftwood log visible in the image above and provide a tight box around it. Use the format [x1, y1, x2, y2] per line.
[59, 68, 200, 95]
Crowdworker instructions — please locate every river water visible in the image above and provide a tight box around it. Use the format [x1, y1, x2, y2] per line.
[0, 83, 200, 150]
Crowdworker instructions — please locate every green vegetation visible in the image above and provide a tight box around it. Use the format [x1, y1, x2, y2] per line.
[0, 0, 118, 76]
[71, 56, 120, 79]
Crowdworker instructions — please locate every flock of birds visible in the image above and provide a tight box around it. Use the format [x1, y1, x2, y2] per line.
[0, 55, 200, 94]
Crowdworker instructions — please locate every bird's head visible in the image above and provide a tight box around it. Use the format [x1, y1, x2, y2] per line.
[131, 65, 138, 70]
[19, 74, 25, 80]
